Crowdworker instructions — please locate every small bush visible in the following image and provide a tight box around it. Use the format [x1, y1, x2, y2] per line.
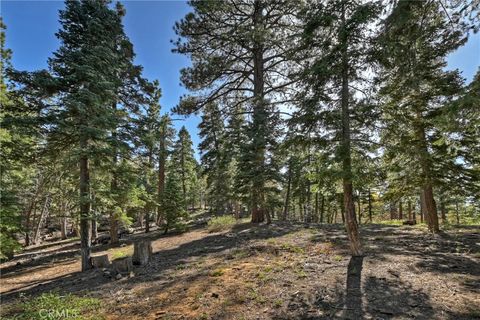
[207, 215, 237, 233]
[8, 292, 103, 320]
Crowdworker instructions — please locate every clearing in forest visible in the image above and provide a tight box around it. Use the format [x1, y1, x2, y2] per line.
[1, 222, 479, 320]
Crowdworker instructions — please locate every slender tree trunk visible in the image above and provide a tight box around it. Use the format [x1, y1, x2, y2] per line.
[455, 200, 460, 224]
[390, 202, 396, 220]
[314, 192, 319, 223]
[91, 218, 98, 241]
[357, 193, 361, 225]
[157, 136, 166, 225]
[368, 189, 372, 223]
[419, 193, 425, 224]
[399, 199, 403, 220]
[283, 164, 291, 221]
[320, 195, 325, 223]
[340, 2, 361, 255]
[33, 195, 50, 244]
[60, 211, 68, 240]
[79, 141, 92, 271]
[408, 199, 413, 221]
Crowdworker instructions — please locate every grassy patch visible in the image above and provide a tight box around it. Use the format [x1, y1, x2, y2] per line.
[7, 292, 103, 320]
[376, 219, 403, 226]
[209, 268, 225, 277]
[280, 243, 305, 254]
[207, 215, 237, 233]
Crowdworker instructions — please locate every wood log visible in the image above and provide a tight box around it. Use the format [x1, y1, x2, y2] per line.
[90, 254, 110, 269]
[132, 240, 152, 266]
[112, 256, 133, 274]
[402, 220, 416, 226]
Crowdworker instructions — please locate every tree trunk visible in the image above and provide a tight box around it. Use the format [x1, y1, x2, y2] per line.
[145, 210, 150, 233]
[110, 214, 119, 245]
[91, 218, 98, 241]
[320, 195, 325, 223]
[368, 189, 372, 223]
[390, 202, 396, 220]
[419, 192, 425, 224]
[357, 193, 361, 225]
[60, 215, 68, 240]
[157, 137, 166, 225]
[399, 199, 403, 220]
[340, 2, 362, 256]
[33, 195, 50, 244]
[339, 197, 345, 224]
[79, 146, 92, 271]
[415, 112, 439, 233]
[283, 162, 291, 221]
[314, 192, 319, 223]
[408, 199, 413, 221]
[455, 200, 460, 224]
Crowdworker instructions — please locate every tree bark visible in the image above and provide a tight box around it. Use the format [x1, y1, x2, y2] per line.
[79, 143, 92, 271]
[407, 199, 413, 221]
[455, 200, 460, 224]
[33, 195, 50, 244]
[415, 112, 439, 233]
[357, 193, 362, 225]
[132, 240, 152, 266]
[368, 189, 372, 223]
[399, 199, 403, 220]
[320, 194, 325, 223]
[340, 2, 362, 256]
[91, 218, 98, 241]
[283, 164, 291, 221]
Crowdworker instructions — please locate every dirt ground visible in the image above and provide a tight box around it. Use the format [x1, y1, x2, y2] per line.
[1, 222, 479, 320]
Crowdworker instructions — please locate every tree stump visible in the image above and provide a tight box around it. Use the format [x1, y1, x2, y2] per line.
[132, 240, 152, 266]
[112, 256, 133, 274]
[90, 254, 110, 269]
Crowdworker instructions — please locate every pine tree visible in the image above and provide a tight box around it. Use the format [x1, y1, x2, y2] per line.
[293, 0, 381, 255]
[161, 173, 187, 234]
[377, 0, 468, 233]
[0, 18, 24, 259]
[198, 102, 232, 214]
[157, 115, 176, 225]
[137, 82, 162, 232]
[11, 0, 147, 270]
[171, 126, 196, 210]
[173, 0, 301, 222]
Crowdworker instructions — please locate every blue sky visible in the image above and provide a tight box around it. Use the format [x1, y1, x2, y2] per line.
[2, 1, 480, 156]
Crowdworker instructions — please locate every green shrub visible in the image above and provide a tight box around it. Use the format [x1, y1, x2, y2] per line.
[7, 292, 103, 320]
[207, 215, 237, 232]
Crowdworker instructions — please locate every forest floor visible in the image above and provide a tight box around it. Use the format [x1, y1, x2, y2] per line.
[1, 220, 479, 320]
